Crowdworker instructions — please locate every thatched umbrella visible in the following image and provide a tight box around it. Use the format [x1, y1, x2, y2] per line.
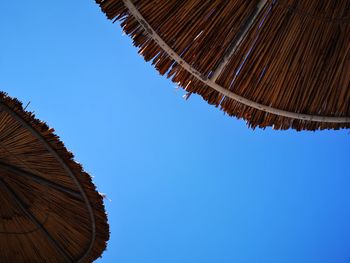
[0, 92, 109, 262]
[96, 0, 350, 131]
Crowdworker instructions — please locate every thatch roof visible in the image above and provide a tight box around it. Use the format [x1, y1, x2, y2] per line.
[96, 0, 350, 131]
[0, 92, 109, 262]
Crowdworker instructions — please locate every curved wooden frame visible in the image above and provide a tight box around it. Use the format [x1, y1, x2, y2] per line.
[122, 0, 350, 124]
[0, 101, 96, 263]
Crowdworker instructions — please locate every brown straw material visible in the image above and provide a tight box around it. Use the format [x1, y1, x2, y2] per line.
[0, 92, 109, 262]
[96, 0, 350, 131]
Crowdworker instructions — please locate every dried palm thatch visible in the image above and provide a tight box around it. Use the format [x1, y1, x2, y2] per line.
[0, 92, 109, 262]
[96, 0, 350, 131]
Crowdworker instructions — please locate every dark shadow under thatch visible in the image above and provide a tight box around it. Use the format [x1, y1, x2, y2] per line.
[0, 92, 109, 262]
[96, 0, 350, 131]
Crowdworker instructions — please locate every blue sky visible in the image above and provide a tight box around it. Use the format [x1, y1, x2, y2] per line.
[1, 1, 350, 263]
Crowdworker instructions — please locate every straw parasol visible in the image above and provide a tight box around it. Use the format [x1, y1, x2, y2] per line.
[0, 92, 109, 262]
[96, 0, 350, 131]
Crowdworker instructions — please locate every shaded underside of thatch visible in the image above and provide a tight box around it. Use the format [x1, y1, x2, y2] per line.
[96, 0, 350, 131]
[0, 92, 109, 262]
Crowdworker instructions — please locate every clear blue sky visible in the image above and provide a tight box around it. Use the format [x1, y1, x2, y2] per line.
[1, 1, 350, 263]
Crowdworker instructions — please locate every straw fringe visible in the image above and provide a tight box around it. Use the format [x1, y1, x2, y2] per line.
[0, 92, 109, 262]
[96, 0, 350, 130]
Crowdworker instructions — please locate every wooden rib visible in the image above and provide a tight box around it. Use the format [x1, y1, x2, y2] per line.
[211, 0, 268, 81]
[121, 0, 350, 124]
[0, 161, 83, 201]
[0, 178, 72, 263]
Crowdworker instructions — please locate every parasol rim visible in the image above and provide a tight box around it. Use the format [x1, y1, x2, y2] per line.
[120, 0, 350, 124]
[0, 92, 109, 262]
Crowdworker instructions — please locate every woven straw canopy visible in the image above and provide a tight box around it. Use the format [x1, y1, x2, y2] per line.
[0, 93, 109, 262]
[96, 0, 350, 131]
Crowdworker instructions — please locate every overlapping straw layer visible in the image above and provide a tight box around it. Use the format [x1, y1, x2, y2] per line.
[0, 92, 109, 262]
[96, 0, 350, 131]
